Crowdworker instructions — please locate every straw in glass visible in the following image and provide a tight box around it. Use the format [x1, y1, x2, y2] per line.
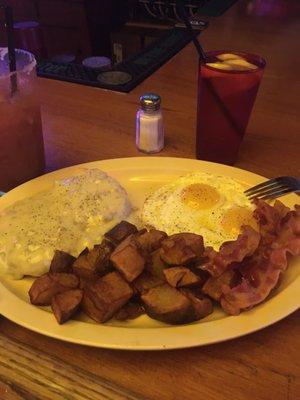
[177, 1, 243, 139]
[1, 3, 17, 95]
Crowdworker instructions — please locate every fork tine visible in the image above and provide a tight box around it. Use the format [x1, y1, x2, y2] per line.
[247, 184, 289, 199]
[244, 178, 279, 194]
[258, 187, 294, 200]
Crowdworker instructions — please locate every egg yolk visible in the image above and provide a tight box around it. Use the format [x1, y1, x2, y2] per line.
[181, 183, 220, 209]
[221, 206, 259, 236]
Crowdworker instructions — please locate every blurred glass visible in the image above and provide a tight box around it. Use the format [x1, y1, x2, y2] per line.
[0, 48, 45, 191]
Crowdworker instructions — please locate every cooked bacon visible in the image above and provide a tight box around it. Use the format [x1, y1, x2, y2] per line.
[274, 205, 300, 249]
[200, 226, 260, 277]
[202, 269, 238, 301]
[221, 250, 282, 315]
[253, 199, 290, 243]
[221, 206, 300, 315]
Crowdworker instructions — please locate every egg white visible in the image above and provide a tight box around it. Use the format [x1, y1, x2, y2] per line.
[142, 172, 255, 250]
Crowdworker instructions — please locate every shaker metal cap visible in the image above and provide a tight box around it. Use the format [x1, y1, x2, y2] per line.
[140, 93, 161, 111]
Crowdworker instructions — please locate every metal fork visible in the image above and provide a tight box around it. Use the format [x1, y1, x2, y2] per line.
[245, 176, 300, 200]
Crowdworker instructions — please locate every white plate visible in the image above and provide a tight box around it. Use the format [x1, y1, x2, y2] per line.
[0, 157, 299, 350]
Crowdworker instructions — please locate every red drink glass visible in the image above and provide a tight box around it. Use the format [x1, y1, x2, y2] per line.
[13, 21, 47, 60]
[0, 48, 45, 191]
[196, 51, 266, 165]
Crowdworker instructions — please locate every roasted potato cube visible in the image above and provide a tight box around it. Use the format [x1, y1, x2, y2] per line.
[133, 271, 164, 295]
[82, 272, 133, 323]
[141, 283, 195, 324]
[51, 289, 83, 324]
[160, 233, 204, 265]
[181, 289, 213, 320]
[73, 242, 113, 280]
[110, 235, 145, 282]
[114, 302, 144, 321]
[163, 267, 200, 288]
[104, 220, 138, 245]
[146, 249, 169, 279]
[135, 229, 167, 252]
[49, 250, 75, 273]
[29, 273, 79, 306]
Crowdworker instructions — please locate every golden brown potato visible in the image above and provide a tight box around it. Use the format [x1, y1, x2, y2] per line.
[141, 284, 195, 324]
[146, 249, 169, 279]
[133, 271, 164, 295]
[110, 235, 145, 282]
[163, 267, 200, 288]
[73, 242, 113, 280]
[29, 273, 79, 306]
[49, 250, 75, 273]
[180, 289, 213, 320]
[104, 220, 138, 245]
[114, 302, 145, 321]
[51, 289, 83, 324]
[82, 272, 133, 323]
[135, 229, 167, 252]
[160, 233, 204, 265]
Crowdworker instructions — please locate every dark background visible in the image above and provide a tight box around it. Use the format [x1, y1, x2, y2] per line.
[0, 1, 238, 63]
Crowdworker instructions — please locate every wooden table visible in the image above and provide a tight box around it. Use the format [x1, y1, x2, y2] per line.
[1, 1, 299, 399]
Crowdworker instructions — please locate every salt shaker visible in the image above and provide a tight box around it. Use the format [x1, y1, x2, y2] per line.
[136, 93, 164, 153]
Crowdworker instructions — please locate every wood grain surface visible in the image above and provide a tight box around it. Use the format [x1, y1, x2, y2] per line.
[1, 0, 299, 399]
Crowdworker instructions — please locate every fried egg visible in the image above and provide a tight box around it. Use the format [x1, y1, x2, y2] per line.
[142, 172, 258, 250]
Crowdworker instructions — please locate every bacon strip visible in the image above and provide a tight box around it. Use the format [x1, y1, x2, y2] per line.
[221, 206, 300, 315]
[200, 226, 260, 277]
[253, 199, 290, 243]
